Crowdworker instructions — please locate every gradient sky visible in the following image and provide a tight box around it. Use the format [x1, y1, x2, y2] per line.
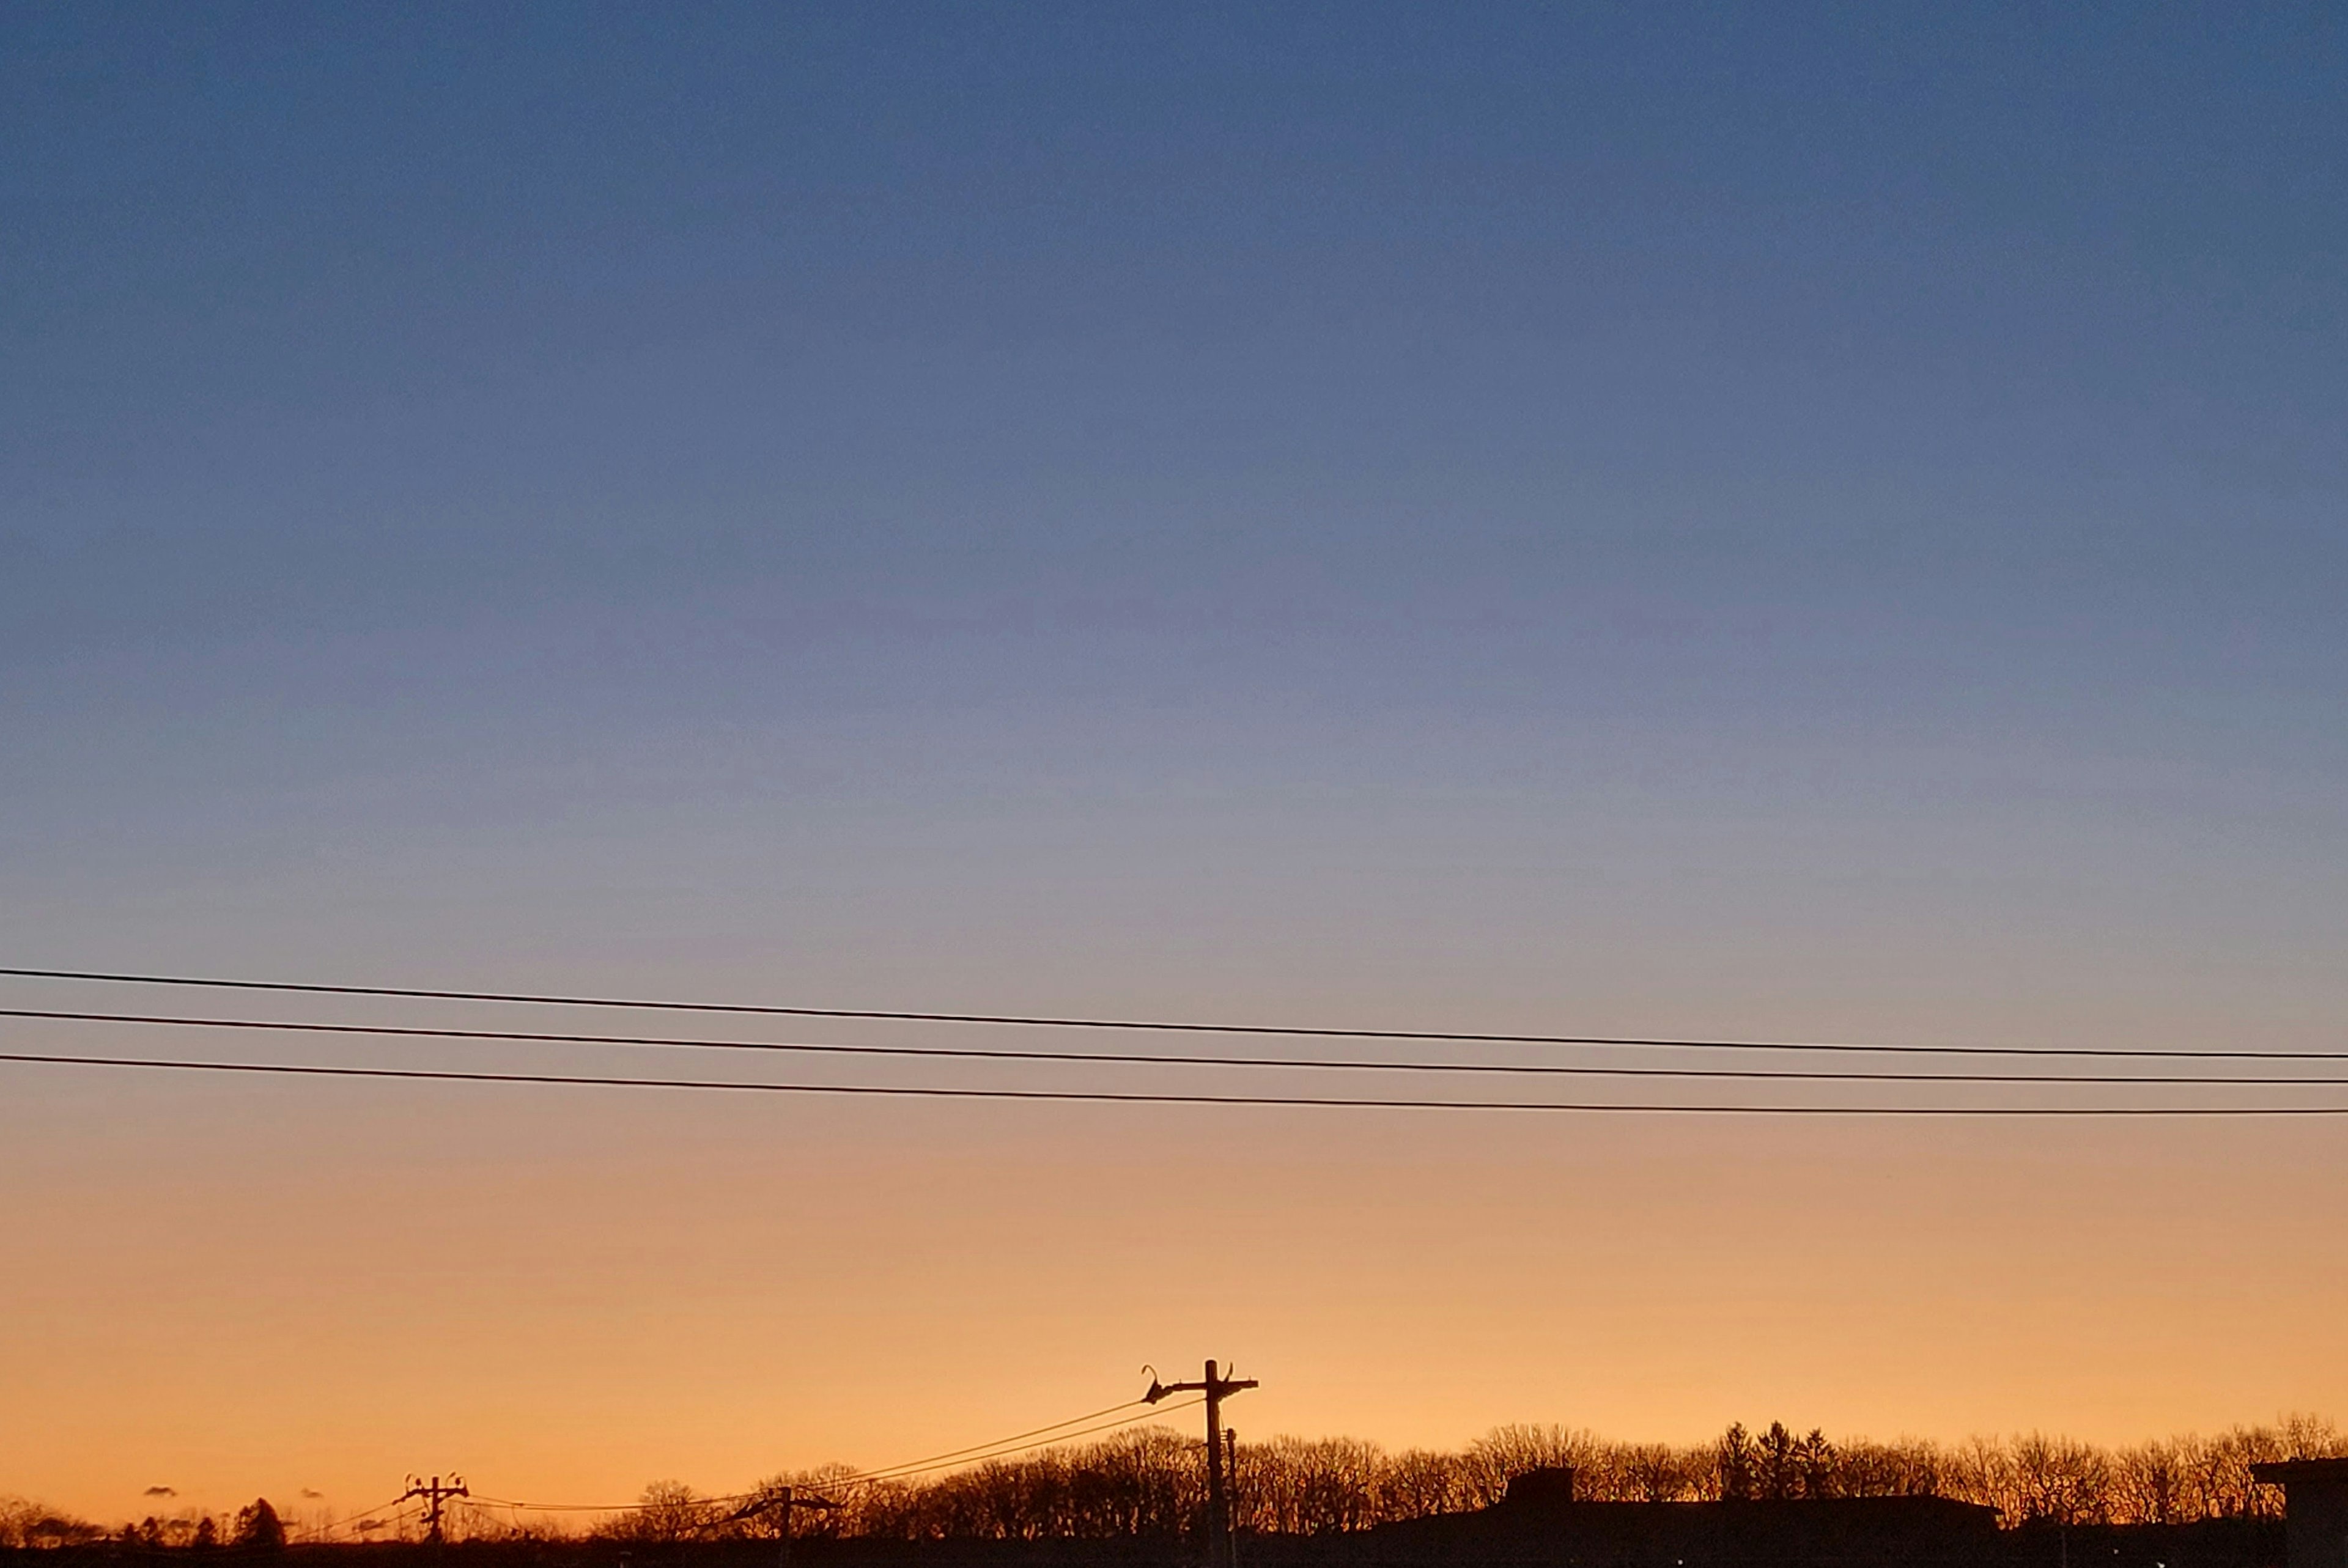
[4, 0, 2346, 1526]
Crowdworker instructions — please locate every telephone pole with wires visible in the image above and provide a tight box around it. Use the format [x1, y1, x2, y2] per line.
[1144, 1361, 1257, 1568]
[740, 1485, 838, 1568]
[401, 1475, 468, 1547]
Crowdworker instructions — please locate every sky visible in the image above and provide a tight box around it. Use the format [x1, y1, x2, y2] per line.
[3, 0, 2346, 1527]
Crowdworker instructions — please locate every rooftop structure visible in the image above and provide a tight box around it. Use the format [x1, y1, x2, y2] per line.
[1244, 1466, 2003, 1568]
[2251, 1460, 2348, 1568]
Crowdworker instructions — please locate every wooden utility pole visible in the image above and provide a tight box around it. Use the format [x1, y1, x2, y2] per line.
[756, 1484, 838, 1568]
[401, 1475, 469, 1547]
[1145, 1361, 1257, 1568]
[1224, 1430, 1241, 1568]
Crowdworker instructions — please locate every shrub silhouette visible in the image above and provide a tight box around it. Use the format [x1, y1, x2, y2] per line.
[232, 1500, 286, 1552]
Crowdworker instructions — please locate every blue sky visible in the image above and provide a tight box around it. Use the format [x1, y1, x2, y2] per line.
[7, 2, 2343, 1033]
[2, 1, 2343, 1056]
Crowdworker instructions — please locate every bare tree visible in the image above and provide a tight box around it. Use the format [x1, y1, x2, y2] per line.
[1943, 1436, 2020, 1523]
[2010, 1434, 2111, 1526]
[1373, 1449, 1473, 1520]
[1621, 1444, 1697, 1503]
[1235, 1437, 1383, 1535]
[1461, 1425, 1597, 1507]
[1837, 1440, 1943, 1498]
[598, 1481, 718, 1542]
[2113, 1440, 2193, 1525]
[0, 1498, 105, 1550]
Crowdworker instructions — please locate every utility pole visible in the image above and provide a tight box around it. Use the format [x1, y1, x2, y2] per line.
[753, 1484, 838, 1568]
[1144, 1361, 1257, 1568]
[1223, 1430, 1241, 1568]
[401, 1475, 469, 1548]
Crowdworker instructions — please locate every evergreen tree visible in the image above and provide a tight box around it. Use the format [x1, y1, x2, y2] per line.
[233, 1500, 286, 1553]
[1716, 1425, 1754, 1501]
[1759, 1423, 1799, 1501]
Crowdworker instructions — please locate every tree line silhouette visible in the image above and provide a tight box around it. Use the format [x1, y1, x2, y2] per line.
[7, 1417, 2340, 1551]
[1, 1498, 282, 1553]
[585, 1415, 2344, 1544]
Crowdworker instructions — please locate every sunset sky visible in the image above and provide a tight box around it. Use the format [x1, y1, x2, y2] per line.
[4, 0, 2346, 1528]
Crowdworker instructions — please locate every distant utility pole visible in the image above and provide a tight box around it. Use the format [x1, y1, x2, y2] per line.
[1145, 1360, 1257, 1568]
[401, 1474, 469, 1547]
[758, 1484, 840, 1568]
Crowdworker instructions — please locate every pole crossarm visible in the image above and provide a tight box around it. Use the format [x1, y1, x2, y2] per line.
[1145, 1373, 1258, 1401]
[1142, 1361, 1257, 1568]
[400, 1475, 470, 1547]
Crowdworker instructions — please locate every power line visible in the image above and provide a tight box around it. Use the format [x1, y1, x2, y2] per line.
[474, 1400, 1203, 1515]
[0, 965, 2322, 1061]
[301, 1503, 419, 1544]
[824, 1401, 1203, 1487]
[6, 1048, 2347, 1114]
[468, 1495, 747, 1515]
[463, 1485, 764, 1514]
[811, 1399, 1145, 1485]
[4, 1007, 2344, 1084]
[290, 1496, 412, 1544]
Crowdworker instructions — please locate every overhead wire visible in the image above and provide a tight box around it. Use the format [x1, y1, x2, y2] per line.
[473, 1397, 1200, 1518]
[289, 1501, 403, 1544]
[295, 1498, 417, 1543]
[2, 1007, 2344, 1084]
[6, 1048, 2347, 1113]
[469, 1493, 751, 1514]
[1, 965, 2331, 1061]
[821, 1400, 1200, 1487]
[471, 1497, 539, 1536]
[852, 1402, 1203, 1484]
[808, 1397, 1145, 1485]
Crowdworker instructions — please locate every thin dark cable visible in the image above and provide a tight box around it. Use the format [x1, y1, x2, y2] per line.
[469, 1499, 539, 1537]
[476, 1402, 1190, 1515]
[823, 1404, 1181, 1487]
[1, 966, 2327, 1061]
[476, 1496, 766, 1516]
[292, 1496, 412, 1544]
[300, 1501, 418, 1543]
[815, 1399, 1147, 1485]
[830, 1402, 1205, 1486]
[472, 1492, 755, 1514]
[7, 1049, 2348, 1114]
[1, 1008, 2342, 1084]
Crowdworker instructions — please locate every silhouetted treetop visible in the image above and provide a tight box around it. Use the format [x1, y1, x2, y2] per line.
[231, 1500, 284, 1553]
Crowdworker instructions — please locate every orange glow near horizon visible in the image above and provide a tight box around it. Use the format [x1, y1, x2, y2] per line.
[6, 1071, 2343, 1525]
